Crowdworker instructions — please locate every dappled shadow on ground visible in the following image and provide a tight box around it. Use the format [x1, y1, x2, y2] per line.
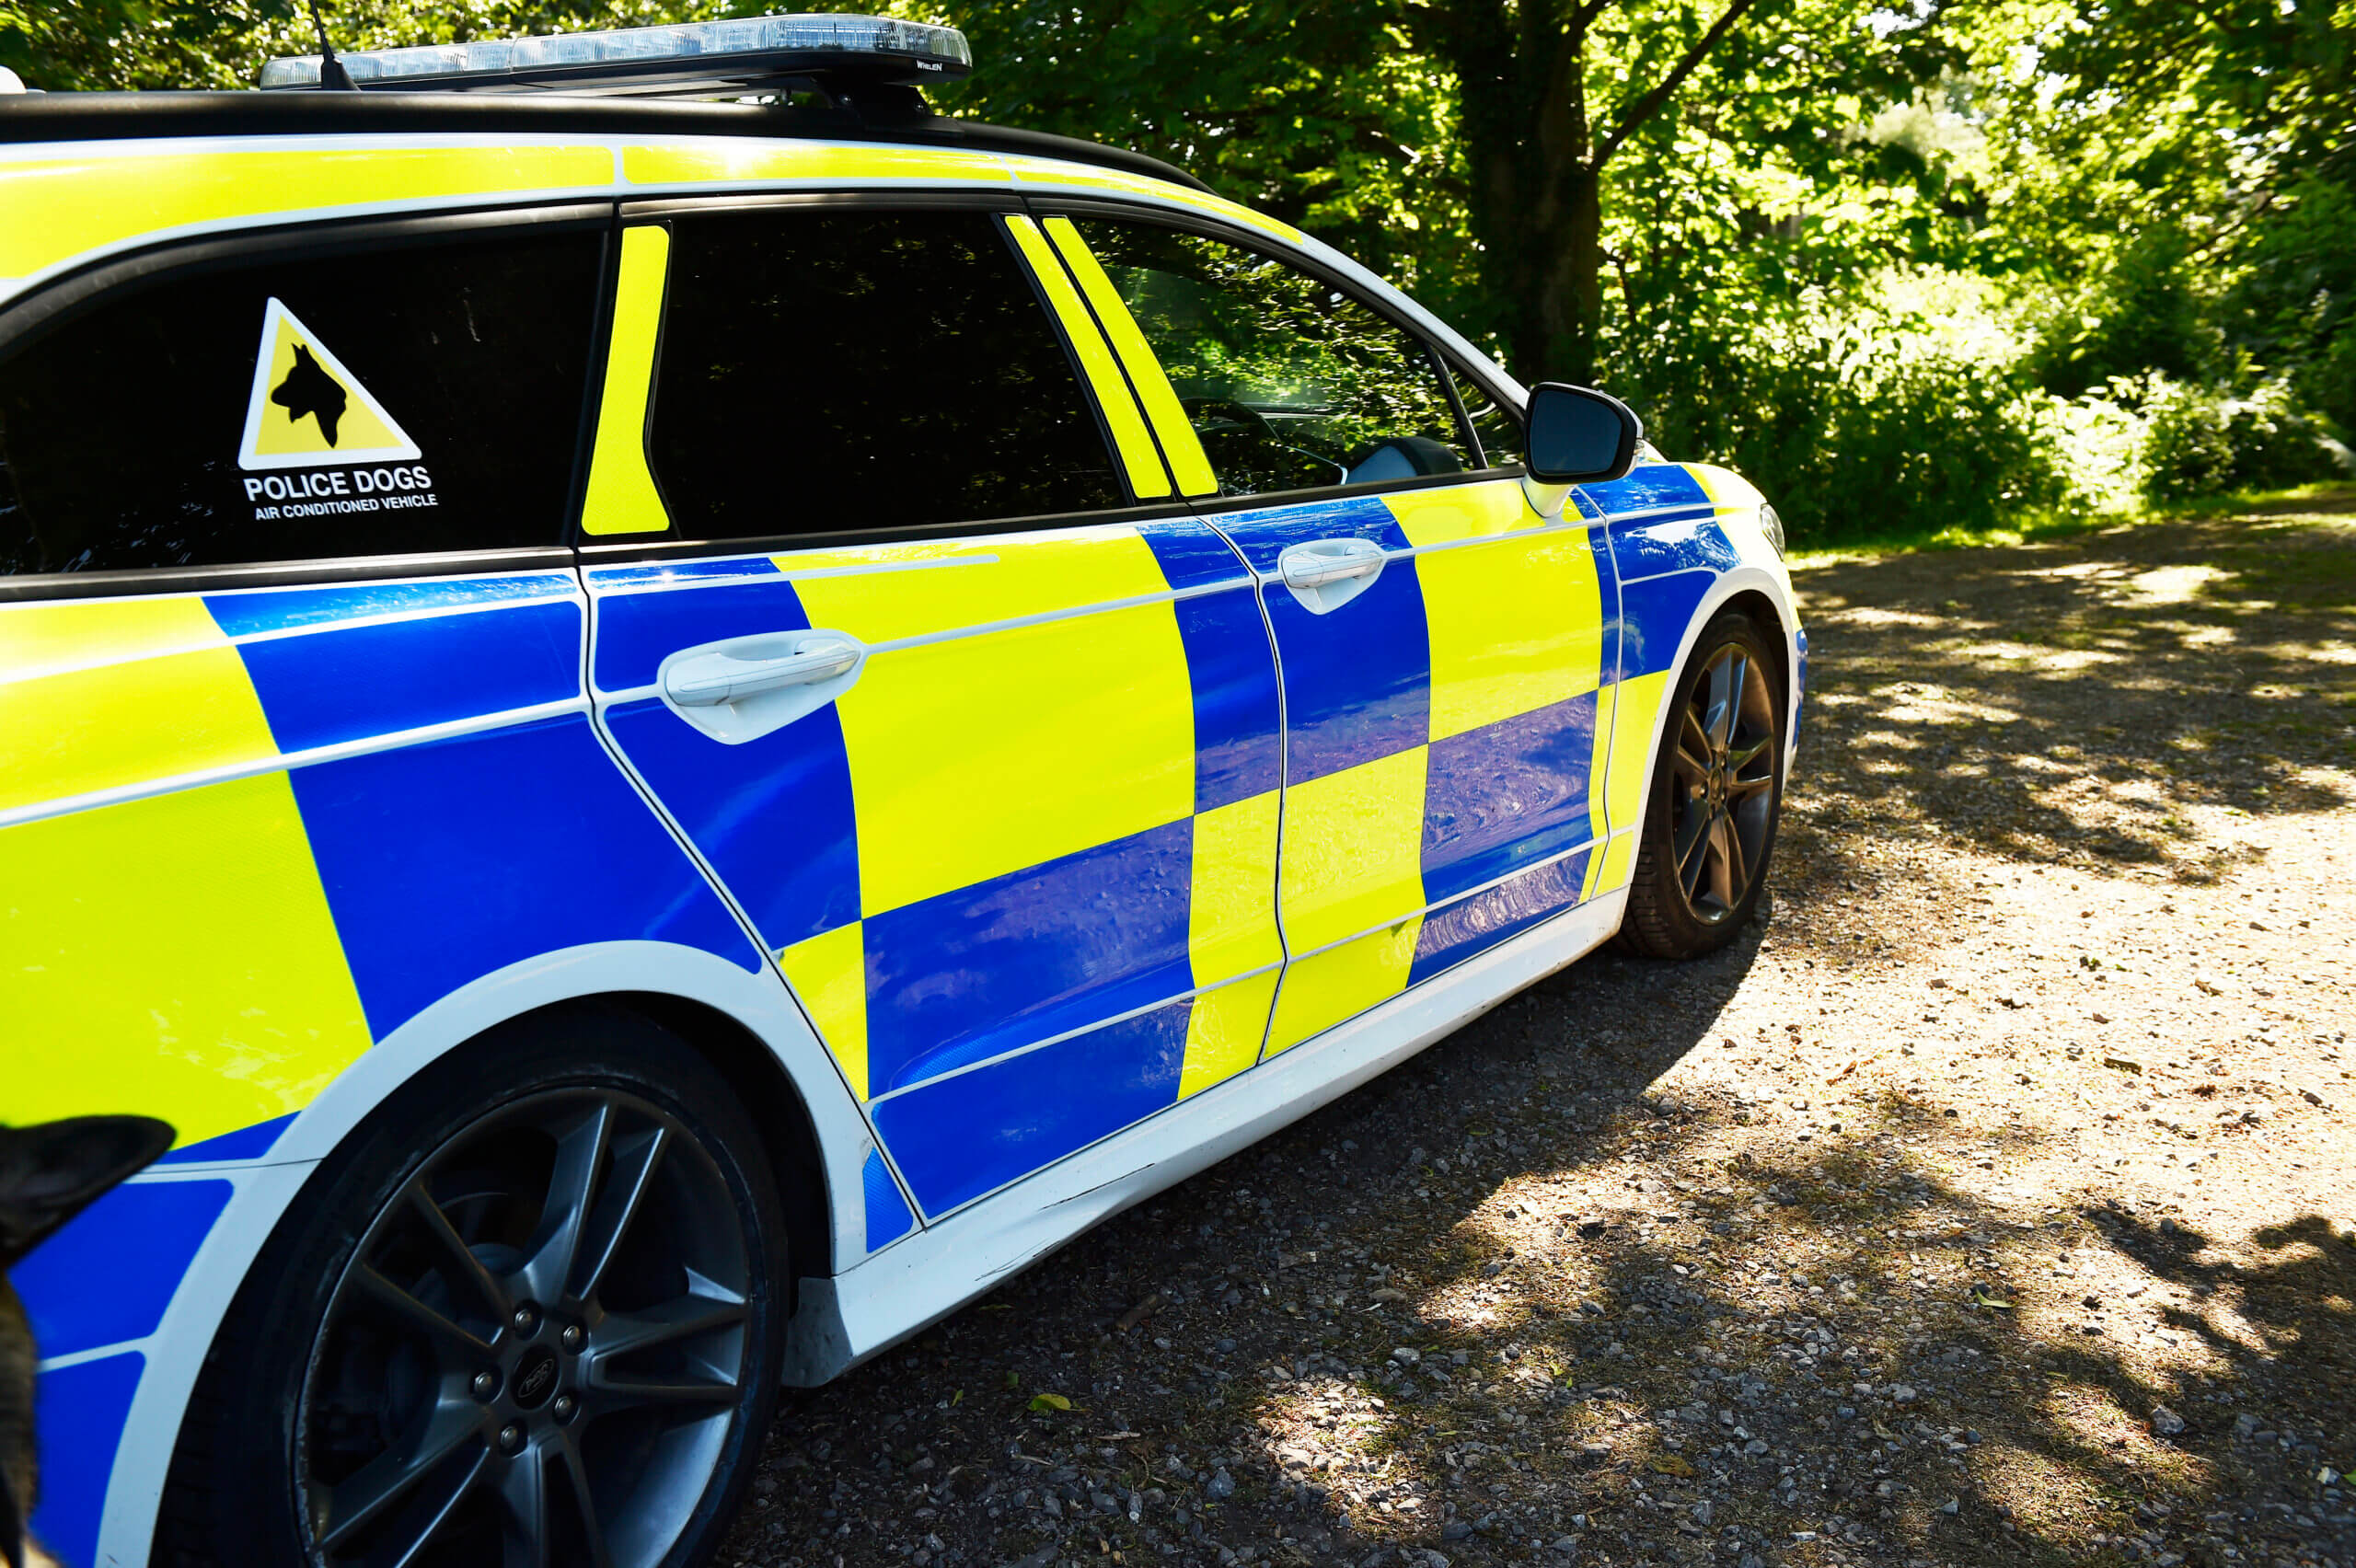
[1787, 510, 2356, 883]
[721, 512, 2355, 1568]
[729, 921, 2353, 1568]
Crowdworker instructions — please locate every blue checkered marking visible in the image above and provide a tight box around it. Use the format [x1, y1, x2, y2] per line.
[872, 999, 1190, 1215]
[1420, 692, 1600, 905]
[29, 1352, 142, 1568]
[1410, 849, 1592, 986]
[290, 716, 763, 1039]
[1615, 571, 1715, 681]
[862, 820, 1196, 1096]
[862, 1147, 916, 1251]
[14, 1178, 230, 1359]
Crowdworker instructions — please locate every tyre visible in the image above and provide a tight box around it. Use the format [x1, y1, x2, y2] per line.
[1616, 608, 1785, 959]
[157, 1004, 787, 1568]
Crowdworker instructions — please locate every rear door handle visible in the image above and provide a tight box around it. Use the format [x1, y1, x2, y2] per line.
[1276, 536, 1389, 613]
[664, 637, 860, 706]
[656, 630, 866, 744]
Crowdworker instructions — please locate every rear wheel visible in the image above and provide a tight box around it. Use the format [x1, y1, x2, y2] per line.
[157, 1005, 786, 1568]
[1616, 609, 1785, 959]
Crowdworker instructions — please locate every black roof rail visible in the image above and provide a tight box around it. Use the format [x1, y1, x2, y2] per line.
[0, 91, 1215, 196]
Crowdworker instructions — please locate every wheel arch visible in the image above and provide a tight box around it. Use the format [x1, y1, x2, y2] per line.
[597, 988, 834, 1313]
[101, 940, 873, 1568]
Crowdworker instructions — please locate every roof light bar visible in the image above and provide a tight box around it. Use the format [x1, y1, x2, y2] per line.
[260, 13, 971, 97]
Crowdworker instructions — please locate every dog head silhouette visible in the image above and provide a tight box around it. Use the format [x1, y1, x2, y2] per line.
[0, 1117, 175, 1568]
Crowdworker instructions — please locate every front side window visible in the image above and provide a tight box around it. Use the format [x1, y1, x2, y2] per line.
[648, 208, 1125, 540]
[1068, 218, 1477, 499]
[0, 227, 604, 575]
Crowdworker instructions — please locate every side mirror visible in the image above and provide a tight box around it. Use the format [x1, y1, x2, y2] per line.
[1524, 382, 1644, 484]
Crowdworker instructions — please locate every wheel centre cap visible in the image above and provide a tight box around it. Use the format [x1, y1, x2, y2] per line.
[513, 1347, 561, 1410]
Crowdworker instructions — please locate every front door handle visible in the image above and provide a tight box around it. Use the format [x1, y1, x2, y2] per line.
[655, 630, 867, 744]
[1276, 536, 1389, 614]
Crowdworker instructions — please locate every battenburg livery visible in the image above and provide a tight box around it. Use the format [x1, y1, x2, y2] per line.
[0, 18, 1804, 1567]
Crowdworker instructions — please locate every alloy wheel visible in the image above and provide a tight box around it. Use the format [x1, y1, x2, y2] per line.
[295, 1088, 752, 1568]
[1666, 640, 1778, 925]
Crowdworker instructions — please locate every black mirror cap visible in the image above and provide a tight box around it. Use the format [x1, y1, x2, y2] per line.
[1523, 382, 1644, 485]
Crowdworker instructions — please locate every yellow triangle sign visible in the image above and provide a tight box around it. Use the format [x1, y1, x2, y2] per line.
[238, 297, 420, 470]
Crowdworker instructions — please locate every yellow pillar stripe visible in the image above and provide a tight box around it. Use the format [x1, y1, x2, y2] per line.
[580, 225, 675, 537]
[1042, 217, 1218, 498]
[779, 920, 870, 1101]
[1002, 214, 1172, 502]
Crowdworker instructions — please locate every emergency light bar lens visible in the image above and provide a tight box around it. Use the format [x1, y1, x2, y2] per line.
[260, 13, 972, 92]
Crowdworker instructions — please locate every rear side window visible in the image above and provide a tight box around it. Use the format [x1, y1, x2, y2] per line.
[647, 208, 1124, 539]
[1068, 218, 1477, 499]
[0, 227, 604, 575]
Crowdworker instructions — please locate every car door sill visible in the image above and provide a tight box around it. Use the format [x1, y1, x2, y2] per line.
[781, 884, 1631, 1385]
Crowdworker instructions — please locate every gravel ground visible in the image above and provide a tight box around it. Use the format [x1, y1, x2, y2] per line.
[721, 498, 2356, 1568]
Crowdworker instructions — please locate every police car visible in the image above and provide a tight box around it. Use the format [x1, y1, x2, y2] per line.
[0, 17, 1803, 1565]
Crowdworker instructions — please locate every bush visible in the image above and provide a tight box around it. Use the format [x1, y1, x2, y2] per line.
[2140, 377, 2347, 502]
[1608, 289, 2063, 547]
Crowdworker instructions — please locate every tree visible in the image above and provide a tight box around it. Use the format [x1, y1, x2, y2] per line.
[1403, 0, 1770, 380]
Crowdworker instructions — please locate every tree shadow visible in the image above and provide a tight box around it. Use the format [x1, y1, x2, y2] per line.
[717, 508, 2354, 1568]
[1788, 510, 2356, 882]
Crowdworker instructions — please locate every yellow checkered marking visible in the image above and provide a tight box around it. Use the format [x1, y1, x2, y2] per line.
[1266, 918, 1423, 1055]
[0, 597, 281, 813]
[0, 596, 373, 1149]
[1391, 486, 1607, 742]
[0, 144, 614, 288]
[1275, 747, 1428, 955]
[1, 778, 372, 1146]
[1180, 970, 1280, 1099]
[778, 920, 870, 1101]
[793, 528, 1195, 919]
[1189, 791, 1283, 986]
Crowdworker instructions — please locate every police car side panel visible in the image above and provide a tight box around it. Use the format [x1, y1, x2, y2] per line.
[0, 571, 786, 1567]
[1199, 480, 1623, 1055]
[1575, 461, 1806, 903]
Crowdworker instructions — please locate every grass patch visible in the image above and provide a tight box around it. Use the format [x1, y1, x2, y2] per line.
[1788, 478, 2356, 563]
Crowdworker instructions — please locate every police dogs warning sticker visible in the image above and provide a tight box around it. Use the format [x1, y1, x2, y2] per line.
[237, 297, 438, 520]
[238, 297, 421, 469]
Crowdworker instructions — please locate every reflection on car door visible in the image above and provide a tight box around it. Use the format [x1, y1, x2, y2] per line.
[574, 203, 1285, 1231]
[1039, 214, 1619, 1056]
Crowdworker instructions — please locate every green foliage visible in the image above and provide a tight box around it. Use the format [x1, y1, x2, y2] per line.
[17, 0, 2356, 534]
[2140, 379, 2346, 503]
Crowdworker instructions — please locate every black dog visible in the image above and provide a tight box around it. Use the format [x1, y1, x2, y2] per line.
[0, 1118, 174, 1568]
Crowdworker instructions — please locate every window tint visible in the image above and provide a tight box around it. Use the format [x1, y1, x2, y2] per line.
[1451, 362, 1525, 469]
[1069, 219, 1476, 499]
[0, 229, 603, 575]
[649, 209, 1123, 538]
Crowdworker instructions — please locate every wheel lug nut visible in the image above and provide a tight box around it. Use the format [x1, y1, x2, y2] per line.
[471, 1369, 499, 1401]
[552, 1393, 578, 1423]
[560, 1324, 583, 1353]
[497, 1423, 525, 1455]
[512, 1303, 539, 1335]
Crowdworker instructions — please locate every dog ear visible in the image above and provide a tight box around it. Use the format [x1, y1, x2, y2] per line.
[0, 1117, 177, 1269]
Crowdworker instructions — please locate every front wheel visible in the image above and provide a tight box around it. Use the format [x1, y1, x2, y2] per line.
[1616, 608, 1785, 959]
[157, 1005, 787, 1568]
